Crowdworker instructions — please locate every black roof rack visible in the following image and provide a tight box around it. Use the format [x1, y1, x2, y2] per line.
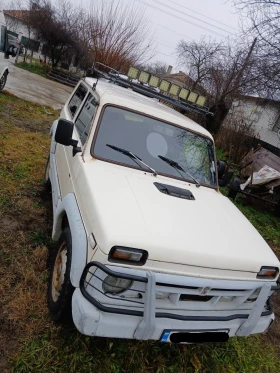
[87, 62, 213, 117]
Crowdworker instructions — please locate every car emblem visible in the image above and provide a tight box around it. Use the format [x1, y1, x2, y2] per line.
[201, 286, 211, 295]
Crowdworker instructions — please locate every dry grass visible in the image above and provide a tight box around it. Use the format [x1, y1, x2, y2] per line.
[0, 91, 58, 372]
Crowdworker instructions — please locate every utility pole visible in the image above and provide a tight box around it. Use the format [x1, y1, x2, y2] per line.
[234, 37, 257, 89]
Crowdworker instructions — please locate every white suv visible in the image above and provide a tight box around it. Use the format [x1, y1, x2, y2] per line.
[45, 69, 280, 344]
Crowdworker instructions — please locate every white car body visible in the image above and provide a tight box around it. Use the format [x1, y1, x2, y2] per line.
[0, 9, 9, 88]
[47, 76, 280, 343]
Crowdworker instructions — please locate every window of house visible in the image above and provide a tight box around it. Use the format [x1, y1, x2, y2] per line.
[75, 93, 99, 145]
[68, 84, 87, 118]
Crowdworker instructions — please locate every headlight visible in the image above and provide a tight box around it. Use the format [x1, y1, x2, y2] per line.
[108, 246, 148, 266]
[102, 275, 133, 294]
[246, 288, 261, 303]
[257, 266, 279, 279]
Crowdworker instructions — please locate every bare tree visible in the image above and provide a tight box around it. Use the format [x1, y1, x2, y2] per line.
[233, 0, 280, 98]
[177, 37, 223, 91]
[84, 0, 154, 72]
[142, 60, 168, 76]
[27, 0, 83, 67]
[176, 37, 262, 133]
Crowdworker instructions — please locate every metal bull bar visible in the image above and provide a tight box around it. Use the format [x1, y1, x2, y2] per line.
[80, 261, 280, 340]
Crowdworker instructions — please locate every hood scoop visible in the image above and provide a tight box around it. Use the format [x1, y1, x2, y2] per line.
[154, 182, 195, 200]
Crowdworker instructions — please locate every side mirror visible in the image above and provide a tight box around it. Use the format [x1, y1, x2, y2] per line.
[55, 118, 82, 156]
[55, 118, 74, 146]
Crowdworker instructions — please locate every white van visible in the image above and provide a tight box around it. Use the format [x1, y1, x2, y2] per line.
[0, 9, 9, 90]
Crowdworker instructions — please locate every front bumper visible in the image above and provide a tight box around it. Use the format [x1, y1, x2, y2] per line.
[72, 261, 279, 341]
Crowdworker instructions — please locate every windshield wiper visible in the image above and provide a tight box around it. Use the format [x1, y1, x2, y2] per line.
[106, 144, 157, 176]
[158, 155, 200, 187]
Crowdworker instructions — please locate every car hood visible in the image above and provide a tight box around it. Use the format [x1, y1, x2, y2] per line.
[78, 161, 279, 274]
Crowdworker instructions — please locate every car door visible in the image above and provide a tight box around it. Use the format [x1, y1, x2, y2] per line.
[56, 86, 99, 199]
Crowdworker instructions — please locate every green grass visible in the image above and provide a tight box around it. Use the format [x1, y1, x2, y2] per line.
[235, 198, 280, 246]
[16, 61, 50, 77]
[1, 92, 280, 373]
[215, 146, 226, 161]
[16, 61, 82, 79]
[11, 332, 280, 373]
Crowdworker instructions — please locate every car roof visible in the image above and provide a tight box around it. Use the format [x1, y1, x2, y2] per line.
[84, 77, 213, 140]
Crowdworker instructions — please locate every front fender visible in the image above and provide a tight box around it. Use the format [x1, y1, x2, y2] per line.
[50, 119, 59, 154]
[52, 193, 87, 287]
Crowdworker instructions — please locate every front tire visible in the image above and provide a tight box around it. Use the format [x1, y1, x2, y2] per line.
[228, 178, 241, 200]
[48, 227, 74, 321]
[0, 71, 8, 91]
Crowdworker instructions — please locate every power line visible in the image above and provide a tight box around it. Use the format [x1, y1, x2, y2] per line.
[156, 0, 238, 32]
[152, 22, 193, 41]
[134, 0, 229, 38]
[152, 0, 236, 35]
[155, 50, 176, 57]
[157, 41, 176, 49]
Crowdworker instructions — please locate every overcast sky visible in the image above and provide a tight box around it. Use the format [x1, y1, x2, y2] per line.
[80, 0, 241, 69]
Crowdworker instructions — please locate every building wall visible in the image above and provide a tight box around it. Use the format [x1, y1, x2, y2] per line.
[228, 99, 280, 148]
[4, 14, 37, 41]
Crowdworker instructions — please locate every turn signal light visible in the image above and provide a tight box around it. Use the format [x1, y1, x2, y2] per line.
[257, 266, 279, 279]
[109, 246, 148, 266]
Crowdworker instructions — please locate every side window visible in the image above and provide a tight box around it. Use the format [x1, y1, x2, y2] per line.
[75, 93, 98, 145]
[0, 26, 7, 53]
[68, 84, 87, 118]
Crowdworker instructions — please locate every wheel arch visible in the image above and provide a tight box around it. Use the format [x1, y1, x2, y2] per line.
[52, 193, 87, 287]
[0, 67, 9, 77]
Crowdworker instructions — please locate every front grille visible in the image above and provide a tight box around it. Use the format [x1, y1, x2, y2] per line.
[80, 262, 265, 313]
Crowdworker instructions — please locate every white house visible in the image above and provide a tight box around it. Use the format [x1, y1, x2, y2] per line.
[4, 10, 40, 52]
[227, 96, 280, 149]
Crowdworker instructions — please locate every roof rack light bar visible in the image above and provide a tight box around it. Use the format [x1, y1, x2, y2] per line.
[89, 63, 213, 116]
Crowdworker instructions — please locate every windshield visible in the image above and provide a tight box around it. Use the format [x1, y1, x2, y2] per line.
[93, 106, 217, 187]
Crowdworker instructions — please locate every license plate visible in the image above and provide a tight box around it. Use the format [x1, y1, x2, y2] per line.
[160, 329, 229, 344]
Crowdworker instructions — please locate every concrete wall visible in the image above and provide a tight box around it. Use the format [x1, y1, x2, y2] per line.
[228, 98, 280, 148]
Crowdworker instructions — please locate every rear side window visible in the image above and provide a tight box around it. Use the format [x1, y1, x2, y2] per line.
[75, 94, 98, 145]
[0, 26, 7, 53]
[68, 84, 87, 118]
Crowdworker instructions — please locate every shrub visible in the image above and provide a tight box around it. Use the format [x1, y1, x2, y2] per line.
[215, 110, 256, 164]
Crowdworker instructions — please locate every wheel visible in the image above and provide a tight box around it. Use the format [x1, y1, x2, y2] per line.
[217, 160, 226, 179]
[0, 71, 7, 91]
[228, 178, 241, 200]
[275, 200, 280, 218]
[47, 227, 74, 321]
[43, 155, 51, 190]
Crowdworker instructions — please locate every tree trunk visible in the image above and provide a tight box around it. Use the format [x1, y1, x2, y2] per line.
[206, 101, 229, 134]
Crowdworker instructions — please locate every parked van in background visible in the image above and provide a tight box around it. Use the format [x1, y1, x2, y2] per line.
[0, 9, 11, 90]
